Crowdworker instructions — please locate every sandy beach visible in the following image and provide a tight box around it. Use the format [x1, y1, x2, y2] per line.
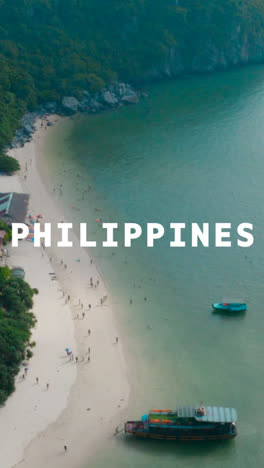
[0, 117, 129, 468]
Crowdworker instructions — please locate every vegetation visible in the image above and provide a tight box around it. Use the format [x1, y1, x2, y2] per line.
[0, 0, 264, 157]
[0, 221, 12, 244]
[0, 154, 20, 173]
[0, 266, 37, 405]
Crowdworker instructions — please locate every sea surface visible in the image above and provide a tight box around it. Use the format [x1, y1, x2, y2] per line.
[43, 66, 264, 467]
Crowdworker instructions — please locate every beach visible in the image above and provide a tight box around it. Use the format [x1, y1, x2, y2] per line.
[0, 117, 129, 468]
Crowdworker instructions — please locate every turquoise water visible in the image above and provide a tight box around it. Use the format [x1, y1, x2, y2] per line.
[44, 66, 264, 467]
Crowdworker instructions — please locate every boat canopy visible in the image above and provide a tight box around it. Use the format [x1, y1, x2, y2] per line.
[177, 406, 237, 423]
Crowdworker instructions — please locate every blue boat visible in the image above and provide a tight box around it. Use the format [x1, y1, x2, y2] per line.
[125, 405, 238, 440]
[212, 303, 247, 312]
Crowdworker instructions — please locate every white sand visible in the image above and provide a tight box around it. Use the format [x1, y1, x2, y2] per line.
[0, 117, 129, 468]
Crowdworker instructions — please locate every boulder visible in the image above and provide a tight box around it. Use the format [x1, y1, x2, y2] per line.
[121, 93, 139, 104]
[102, 90, 119, 106]
[117, 83, 134, 96]
[89, 98, 104, 112]
[62, 96, 80, 113]
[22, 113, 37, 134]
[116, 83, 126, 97]
[79, 98, 90, 112]
[11, 129, 26, 148]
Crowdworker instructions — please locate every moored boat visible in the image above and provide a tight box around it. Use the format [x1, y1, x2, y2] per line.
[125, 405, 238, 441]
[212, 303, 247, 312]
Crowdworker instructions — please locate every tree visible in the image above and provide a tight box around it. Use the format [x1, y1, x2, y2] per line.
[0, 154, 20, 173]
[0, 221, 12, 244]
[0, 267, 37, 405]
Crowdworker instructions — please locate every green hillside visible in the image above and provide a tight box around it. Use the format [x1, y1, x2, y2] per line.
[1, 0, 264, 155]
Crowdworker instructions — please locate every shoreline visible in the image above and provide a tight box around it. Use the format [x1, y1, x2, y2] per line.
[0, 116, 129, 468]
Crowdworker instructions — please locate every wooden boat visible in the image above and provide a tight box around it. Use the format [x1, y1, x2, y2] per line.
[125, 405, 237, 441]
[212, 303, 247, 312]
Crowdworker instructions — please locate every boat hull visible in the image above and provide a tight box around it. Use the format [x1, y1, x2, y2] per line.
[212, 303, 247, 312]
[126, 431, 237, 441]
[125, 406, 238, 442]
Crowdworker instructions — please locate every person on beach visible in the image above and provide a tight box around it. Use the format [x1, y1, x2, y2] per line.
[88, 347, 90, 354]
[46, 383, 49, 390]
[90, 277, 93, 287]
[116, 337, 119, 344]
[36, 377, 39, 384]
[64, 445, 67, 452]
[88, 329, 91, 335]
[68, 295, 70, 301]
[82, 312, 85, 318]
[76, 356, 78, 363]
[88, 356, 90, 362]
[89, 304, 91, 309]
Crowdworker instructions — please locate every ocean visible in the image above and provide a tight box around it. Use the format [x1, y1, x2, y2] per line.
[42, 65, 264, 467]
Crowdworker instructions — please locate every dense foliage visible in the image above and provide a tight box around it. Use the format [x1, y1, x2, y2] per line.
[0, 221, 12, 244]
[0, 154, 20, 173]
[0, 267, 37, 405]
[0, 0, 264, 155]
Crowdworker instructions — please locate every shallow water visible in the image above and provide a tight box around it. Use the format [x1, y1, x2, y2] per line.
[44, 66, 264, 467]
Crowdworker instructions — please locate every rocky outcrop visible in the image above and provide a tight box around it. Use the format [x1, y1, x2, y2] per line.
[89, 98, 104, 112]
[62, 96, 80, 113]
[59, 82, 140, 116]
[9, 82, 141, 148]
[121, 94, 139, 104]
[102, 90, 119, 106]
